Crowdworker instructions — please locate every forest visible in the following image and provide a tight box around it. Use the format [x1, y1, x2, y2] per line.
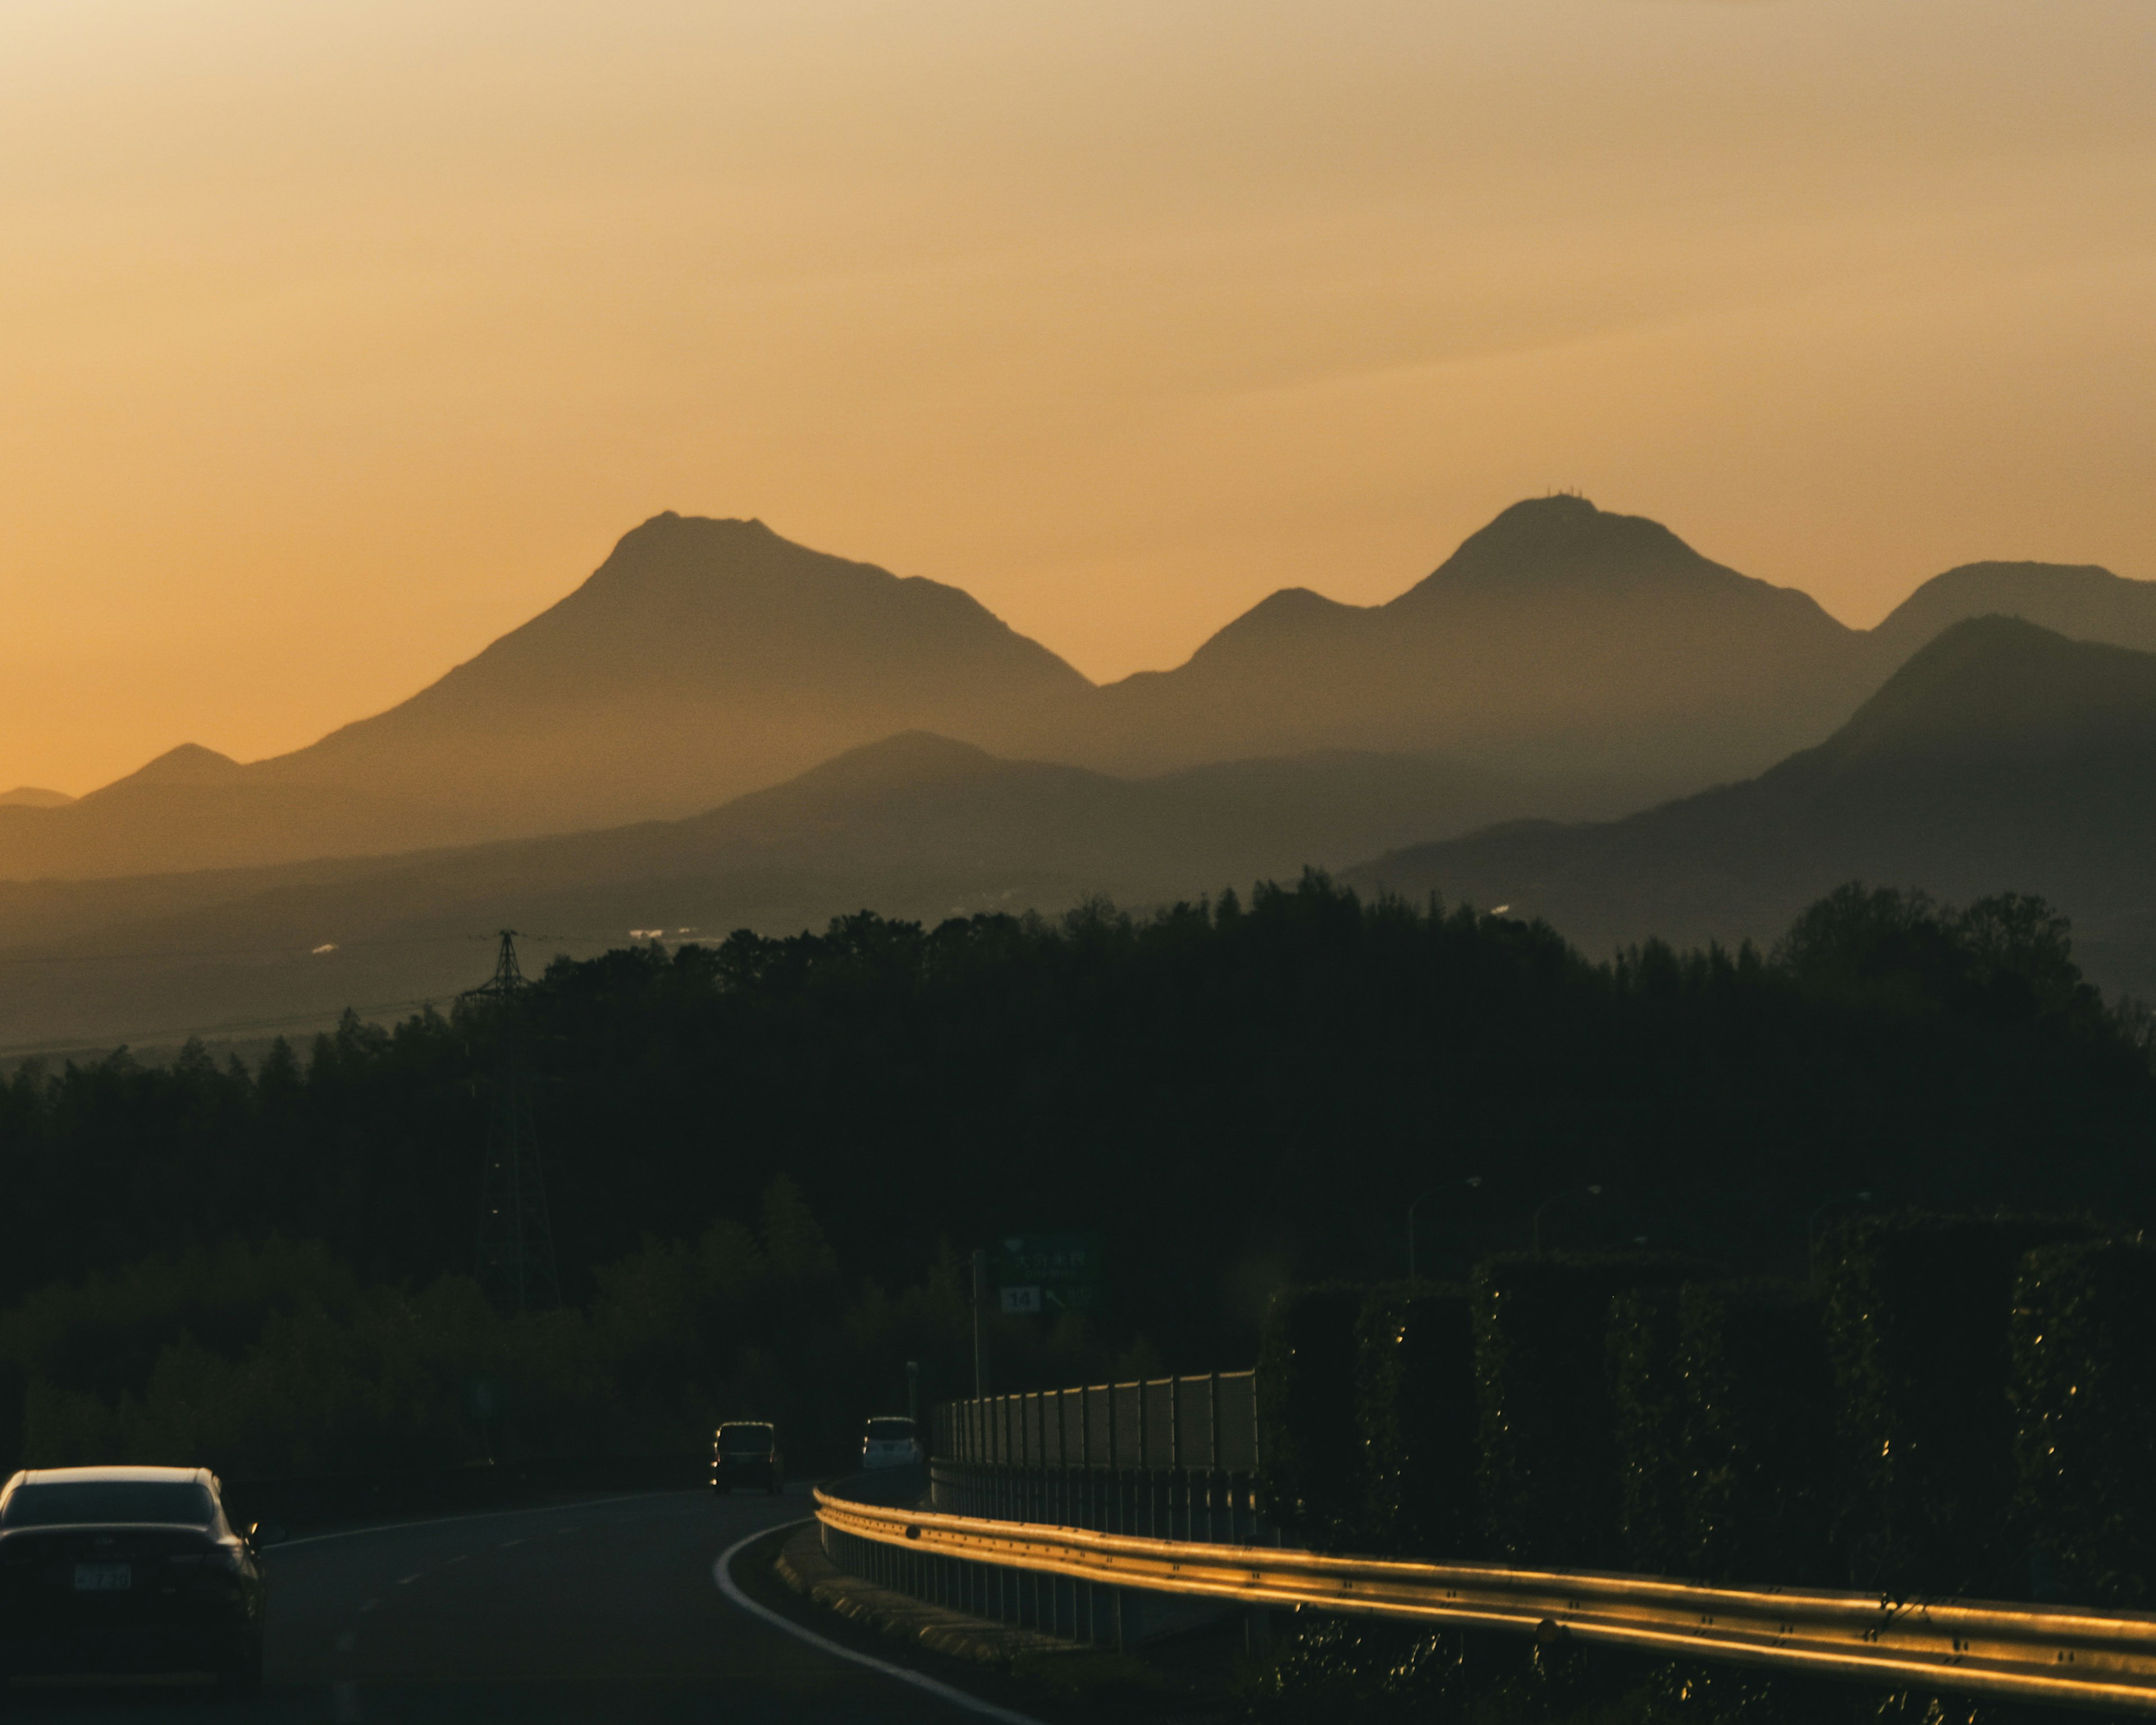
[1, 874, 2151, 1478]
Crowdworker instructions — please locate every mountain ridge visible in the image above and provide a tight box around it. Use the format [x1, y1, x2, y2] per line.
[11, 496, 2154, 885]
[1346, 616, 2156, 985]
[0, 734, 1524, 1052]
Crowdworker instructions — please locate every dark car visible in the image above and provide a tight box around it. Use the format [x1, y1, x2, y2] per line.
[711, 1422, 784, 1494]
[0, 1466, 279, 1701]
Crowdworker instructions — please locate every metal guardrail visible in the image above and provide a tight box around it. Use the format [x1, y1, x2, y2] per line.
[814, 1490, 2156, 1710]
[934, 1370, 1257, 1471]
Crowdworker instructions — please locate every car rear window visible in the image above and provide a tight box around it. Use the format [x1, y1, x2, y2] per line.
[3, 1482, 214, 1528]
[718, 1426, 773, 1453]
[865, 1420, 916, 1441]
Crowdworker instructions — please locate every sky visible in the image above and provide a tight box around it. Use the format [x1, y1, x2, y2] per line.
[2, 0, 2153, 795]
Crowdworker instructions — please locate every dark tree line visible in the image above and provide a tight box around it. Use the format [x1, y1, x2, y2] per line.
[3, 874, 2150, 1387]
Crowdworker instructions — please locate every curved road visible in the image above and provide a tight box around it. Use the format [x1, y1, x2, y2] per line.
[15, 1490, 981, 1722]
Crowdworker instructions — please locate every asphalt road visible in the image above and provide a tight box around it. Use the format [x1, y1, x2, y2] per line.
[7, 1490, 986, 1723]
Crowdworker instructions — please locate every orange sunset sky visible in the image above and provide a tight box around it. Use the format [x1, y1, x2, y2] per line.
[3, 0, 2153, 797]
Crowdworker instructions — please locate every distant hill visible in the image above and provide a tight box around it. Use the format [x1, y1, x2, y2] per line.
[10, 498, 2151, 884]
[1347, 617, 2156, 995]
[1872, 560, 2156, 667]
[1059, 495, 1878, 797]
[0, 787, 71, 808]
[0, 517, 1093, 879]
[0, 735, 1524, 1054]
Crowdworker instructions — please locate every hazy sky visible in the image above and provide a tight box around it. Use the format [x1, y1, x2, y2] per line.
[3, 0, 2152, 794]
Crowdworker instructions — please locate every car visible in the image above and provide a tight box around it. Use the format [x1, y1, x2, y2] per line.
[711, 1422, 785, 1494]
[0, 1465, 280, 1701]
[860, 1416, 924, 1471]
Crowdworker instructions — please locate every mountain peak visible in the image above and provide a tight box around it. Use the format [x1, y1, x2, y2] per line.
[94, 743, 245, 793]
[0, 786, 74, 809]
[1870, 558, 2156, 664]
[1822, 614, 2156, 766]
[1394, 495, 1720, 604]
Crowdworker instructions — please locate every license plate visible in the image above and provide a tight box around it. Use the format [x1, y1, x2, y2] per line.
[73, 1563, 131, 1592]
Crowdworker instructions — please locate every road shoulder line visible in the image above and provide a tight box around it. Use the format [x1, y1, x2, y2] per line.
[713, 1522, 1046, 1725]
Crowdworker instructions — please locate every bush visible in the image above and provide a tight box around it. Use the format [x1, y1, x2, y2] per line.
[1355, 1281, 1476, 1559]
[1257, 1283, 1367, 1550]
[2011, 1237, 2156, 1605]
[1475, 1252, 1702, 1568]
[1822, 1212, 2090, 1598]
[1611, 1285, 1691, 1574]
[1679, 1281, 1835, 1586]
[1251, 1615, 1541, 1724]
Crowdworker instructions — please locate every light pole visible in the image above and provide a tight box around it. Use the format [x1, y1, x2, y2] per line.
[1807, 1191, 1874, 1286]
[1409, 1176, 1482, 1284]
[1532, 1184, 1603, 1255]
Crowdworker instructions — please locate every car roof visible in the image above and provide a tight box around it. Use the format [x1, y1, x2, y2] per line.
[718, 1420, 773, 1429]
[11, 1466, 211, 1487]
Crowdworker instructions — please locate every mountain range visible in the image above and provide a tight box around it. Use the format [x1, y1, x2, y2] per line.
[0, 739, 1519, 1055]
[14, 495, 2156, 884]
[1348, 616, 2156, 995]
[8, 494, 2156, 1052]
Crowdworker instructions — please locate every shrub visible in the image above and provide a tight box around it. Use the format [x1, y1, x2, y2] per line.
[1679, 1280, 1835, 1586]
[1474, 1252, 1702, 1568]
[1355, 1281, 1476, 1559]
[1611, 1285, 1691, 1574]
[2011, 1237, 2156, 1605]
[1257, 1283, 1367, 1550]
[1822, 1212, 2090, 1598]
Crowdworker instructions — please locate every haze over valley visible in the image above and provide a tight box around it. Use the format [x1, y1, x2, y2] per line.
[8, 495, 2156, 1055]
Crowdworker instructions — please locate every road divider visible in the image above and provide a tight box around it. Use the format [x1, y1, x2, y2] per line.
[816, 1487, 2156, 1712]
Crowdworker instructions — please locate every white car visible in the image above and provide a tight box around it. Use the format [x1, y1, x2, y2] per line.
[860, 1417, 924, 1470]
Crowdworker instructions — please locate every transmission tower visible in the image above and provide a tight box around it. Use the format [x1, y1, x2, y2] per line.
[464, 930, 560, 1313]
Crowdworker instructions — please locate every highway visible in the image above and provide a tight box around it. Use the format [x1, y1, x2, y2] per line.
[8, 1490, 992, 1723]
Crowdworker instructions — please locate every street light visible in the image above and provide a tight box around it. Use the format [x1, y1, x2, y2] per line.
[1532, 1184, 1603, 1255]
[1409, 1176, 1482, 1284]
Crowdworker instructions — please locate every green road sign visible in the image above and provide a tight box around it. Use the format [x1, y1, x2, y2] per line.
[992, 1231, 1103, 1315]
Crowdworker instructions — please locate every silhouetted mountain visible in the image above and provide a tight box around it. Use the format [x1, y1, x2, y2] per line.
[0, 787, 71, 809]
[1059, 495, 1876, 796]
[10, 499, 2148, 885]
[0, 735, 1522, 1053]
[1872, 561, 2156, 667]
[0, 518, 1091, 878]
[257, 514, 1090, 824]
[1348, 617, 2156, 994]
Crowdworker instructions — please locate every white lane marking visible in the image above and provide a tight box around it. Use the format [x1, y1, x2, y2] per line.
[359, 1598, 380, 1614]
[396, 1575, 421, 1586]
[275, 1493, 659, 1551]
[336, 1631, 357, 1653]
[332, 1678, 363, 1721]
[446, 1553, 470, 1564]
[500, 1538, 524, 1548]
[712, 1522, 1045, 1725]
